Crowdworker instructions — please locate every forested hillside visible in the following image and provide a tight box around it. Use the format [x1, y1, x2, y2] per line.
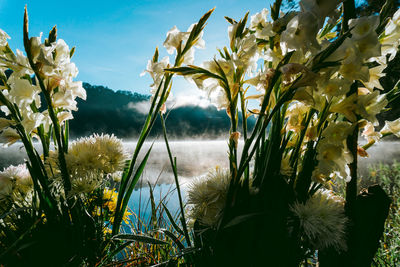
[69, 83, 254, 138]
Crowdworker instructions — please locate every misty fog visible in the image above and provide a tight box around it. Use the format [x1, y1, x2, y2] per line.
[1, 140, 400, 187]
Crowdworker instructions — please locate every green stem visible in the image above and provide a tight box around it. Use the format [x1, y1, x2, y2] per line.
[160, 114, 191, 247]
[342, 0, 356, 32]
[112, 75, 172, 235]
[23, 14, 71, 195]
[239, 90, 249, 182]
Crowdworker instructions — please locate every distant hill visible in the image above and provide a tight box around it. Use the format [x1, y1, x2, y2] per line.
[69, 83, 254, 139]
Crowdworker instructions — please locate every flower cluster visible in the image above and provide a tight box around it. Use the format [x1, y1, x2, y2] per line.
[167, 0, 400, 184]
[0, 27, 85, 144]
[0, 164, 33, 211]
[187, 167, 230, 227]
[47, 134, 127, 195]
[101, 188, 131, 224]
[290, 190, 347, 251]
[141, 18, 207, 100]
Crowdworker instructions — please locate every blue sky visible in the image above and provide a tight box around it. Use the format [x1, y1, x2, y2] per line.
[0, 0, 274, 99]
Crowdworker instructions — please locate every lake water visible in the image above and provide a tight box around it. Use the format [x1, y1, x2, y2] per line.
[1, 140, 400, 219]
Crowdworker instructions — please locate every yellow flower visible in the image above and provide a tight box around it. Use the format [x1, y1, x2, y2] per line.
[103, 188, 118, 213]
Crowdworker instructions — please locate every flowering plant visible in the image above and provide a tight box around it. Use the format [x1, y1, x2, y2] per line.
[0, 7, 213, 266]
[158, 0, 400, 265]
[0, 0, 399, 265]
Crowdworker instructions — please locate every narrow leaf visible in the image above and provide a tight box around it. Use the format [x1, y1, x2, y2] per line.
[112, 234, 169, 245]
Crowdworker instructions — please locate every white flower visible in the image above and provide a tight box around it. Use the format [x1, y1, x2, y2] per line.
[300, 0, 343, 28]
[11, 49, 33, 76]
[290, 190, 348, 251]
[328, 38, 359, 65]
[362, 65, 386, 91]
[141, 56, 170, 93]
[189, 59, 235, 108]
[0, 29, 10, 46]
[67, 81, 86, 100]
[349, 15, 379, 40]
[211, 88, 229, 110]
[29, 34, 43, 61]
[339, 60, 369, 82]
[66, 133, 127, 176]
[285, 102, 309, 132]
[163, 23, 205, 55]
[52, 90, 78, 111]
[263, 48, 283, 68]
[8, 78, 40, 108]
[250, 8, 269, 30]
[316, 140, 353, 180]
[245, 67, 275, 91]
[0, 127, 20, 146]
[381, 118, 400, 137]
[56, 111, 73, 124]
[318, 77, 351, 97]
[356, 90, 388, 125]
[385, 8, 400, 35]
[354, 32, 381, 61]
[0, 172, 13, 202]
[21, 110, 45, 134]
[250, 9, 274, 39]
[70, 171, 102, 196]
[362, 121, 381, 143]
[0, 164, 32, 203]
[54, 39, 71, 65]
[0, 118, 14, 131]
[231, 34, 259, 75]
[321, 121, 353, 145]
[280, 12, 320, 53]
[187, 168, 231, 227]
[382, 9, 400, 61]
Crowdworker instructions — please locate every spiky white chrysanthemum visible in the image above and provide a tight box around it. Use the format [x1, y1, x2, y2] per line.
[70, 172, 102, 195]
[187, 167, 231, 227]
[46, 134, 126, 195]
[65, 134, 126, 194]
[66, 133, 127, 175]
[290, 190, 348, 251]
[0, 164, 32, 206]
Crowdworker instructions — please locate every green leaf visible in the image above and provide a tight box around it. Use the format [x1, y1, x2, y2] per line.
[116, 144, 153, 231]
[48, 26, 57, 44]
[224, 16, 237, 25]
[96, 241, 133, 267]
[69, 46, 75, 58]
[270, 0, 283, 21]
[148, 182, 158, 229]
[162, 203, 184, 236]
[223, 212, 263, 229]
[63, 120, 69, 153]
[157, 228, 185, 250]
[312, 30, 351, 67]
[112, 234, 169, 245]
[152, 46, 159, 63]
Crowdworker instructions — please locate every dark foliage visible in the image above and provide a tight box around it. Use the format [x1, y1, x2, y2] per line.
[69, 83, 254, 139]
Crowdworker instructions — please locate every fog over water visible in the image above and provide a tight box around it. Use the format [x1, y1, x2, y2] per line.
[1, 140, 400, 187]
